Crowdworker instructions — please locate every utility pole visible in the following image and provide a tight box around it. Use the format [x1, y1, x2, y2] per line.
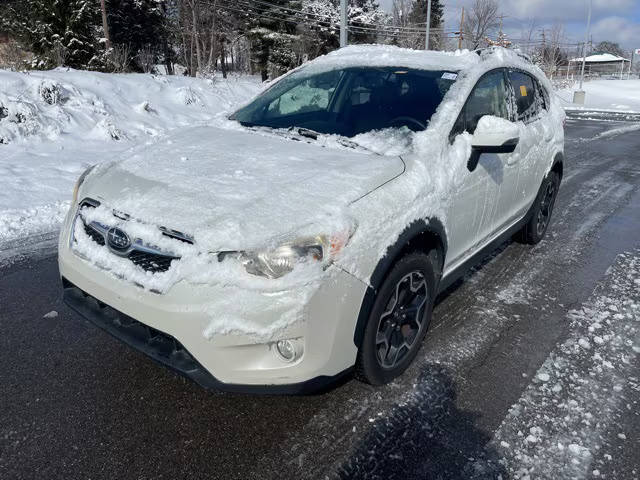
[579, 0, 592, 90]
[498, 14, 507, 37]
[340, 0, 348, 48]
[575, 0, 592, 104]
[99, 0, 111, 50]
[458, 7, 464, 50]
[425, 0, 432, 50]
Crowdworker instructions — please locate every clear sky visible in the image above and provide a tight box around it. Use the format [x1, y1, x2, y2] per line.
[378, 0, 640, 52]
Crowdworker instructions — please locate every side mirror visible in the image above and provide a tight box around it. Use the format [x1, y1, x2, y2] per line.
[468, 116, 520, 172]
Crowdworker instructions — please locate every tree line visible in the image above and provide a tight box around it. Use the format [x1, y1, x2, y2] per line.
[0, 0, 446, 78]
[1, 0, 634, 79]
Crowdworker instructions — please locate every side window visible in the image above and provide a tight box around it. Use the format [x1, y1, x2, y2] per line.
[463, 70, 509, 135]
[509, 71, 538, 123]
[535, 79, 548, 112]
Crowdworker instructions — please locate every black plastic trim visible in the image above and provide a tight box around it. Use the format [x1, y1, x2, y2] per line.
[438, 210, 528, 293]
[468, 137, 520, 171]
[352, 218, 447, 347]
[62, 279, 352, 395]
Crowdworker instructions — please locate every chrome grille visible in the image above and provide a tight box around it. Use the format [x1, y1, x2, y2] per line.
[83, 222, 105, 246]
[76, 198, 188, 274]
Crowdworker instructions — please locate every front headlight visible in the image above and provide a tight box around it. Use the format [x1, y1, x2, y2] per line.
[71, 165, 96, 206]
[227, 230, 352, 279]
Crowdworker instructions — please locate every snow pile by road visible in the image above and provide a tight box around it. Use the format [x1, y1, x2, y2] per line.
[490, 250, 640, 479]
[558, 79, 640, 113]
[0, 69, 261, 248]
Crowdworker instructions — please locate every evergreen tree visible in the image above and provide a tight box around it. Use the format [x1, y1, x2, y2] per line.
[4, 0, 101, 69]
[106, 0, 165, 49]
[105, 0, 167, 71]
[348, 0, 389, 44]
[248, 0, 301, 81]
[298, 0, 340, 60]
[408, 0, 443, 49]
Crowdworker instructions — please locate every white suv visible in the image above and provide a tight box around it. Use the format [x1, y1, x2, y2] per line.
[59, 46, 564, 393]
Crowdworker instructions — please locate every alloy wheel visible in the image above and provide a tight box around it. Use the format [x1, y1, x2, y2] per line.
[375, 271, 428, 369]
[536, 180, 556, 237]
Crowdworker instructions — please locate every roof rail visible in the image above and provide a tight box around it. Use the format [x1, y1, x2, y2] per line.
[474, 46, 533, 65]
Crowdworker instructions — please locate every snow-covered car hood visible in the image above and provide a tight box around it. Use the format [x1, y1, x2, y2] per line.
[80, 126, 405, 250]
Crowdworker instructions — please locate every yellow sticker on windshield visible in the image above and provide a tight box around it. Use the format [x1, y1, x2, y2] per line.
[520, 85, 528, 97]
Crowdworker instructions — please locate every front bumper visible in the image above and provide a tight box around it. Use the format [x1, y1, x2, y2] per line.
[58, 208, 368, 393]
[62, 279, 353, 394]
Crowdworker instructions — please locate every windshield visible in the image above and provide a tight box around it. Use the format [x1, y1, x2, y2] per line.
[231, 67, 457, 138]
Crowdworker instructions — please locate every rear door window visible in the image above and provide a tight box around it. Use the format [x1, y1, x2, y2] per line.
[509, 71, 539, 123]
[534, 78, 548, 112]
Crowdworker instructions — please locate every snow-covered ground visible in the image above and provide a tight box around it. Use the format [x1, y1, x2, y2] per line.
[493, 250, 640, 479]
[557, 79, 640, 113]
[0, 69, 261, 249]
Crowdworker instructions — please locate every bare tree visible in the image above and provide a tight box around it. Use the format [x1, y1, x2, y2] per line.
[0, 38, 31, 71]
[110, 44, 132, 73]
[539, 22, 566, 77]
[520, 18, 537, 56]
[137, 45, 156, 74]
[392, 0, 422, 49]
[463, 0, 499, 49]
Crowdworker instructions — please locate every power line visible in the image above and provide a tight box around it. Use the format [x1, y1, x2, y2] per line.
[200, 0, 455, 37]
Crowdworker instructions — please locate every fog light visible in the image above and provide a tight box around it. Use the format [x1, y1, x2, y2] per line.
[276, 339, 298, 362]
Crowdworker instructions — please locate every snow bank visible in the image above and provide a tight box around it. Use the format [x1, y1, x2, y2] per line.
[0, 69, 261, 248]
[558, 79, 640, 113]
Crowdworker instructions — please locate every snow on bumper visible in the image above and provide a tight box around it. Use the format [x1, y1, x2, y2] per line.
[58, 217, 367, 388]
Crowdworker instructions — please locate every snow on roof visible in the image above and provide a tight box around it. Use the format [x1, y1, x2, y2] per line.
[569, 53, 629, 63]
[303, 44, 481, 73]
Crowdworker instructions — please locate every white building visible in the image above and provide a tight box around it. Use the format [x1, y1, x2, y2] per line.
[568, 53, 631, 77]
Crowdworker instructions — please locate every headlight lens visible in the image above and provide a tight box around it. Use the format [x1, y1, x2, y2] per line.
[231, 231, 352, 279]
[72, 165, 96, 205]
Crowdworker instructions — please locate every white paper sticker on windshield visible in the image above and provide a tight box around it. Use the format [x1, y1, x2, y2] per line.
[442, 72, 458, 80]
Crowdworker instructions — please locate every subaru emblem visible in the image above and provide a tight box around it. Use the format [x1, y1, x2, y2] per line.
[106, 227, 131, 252]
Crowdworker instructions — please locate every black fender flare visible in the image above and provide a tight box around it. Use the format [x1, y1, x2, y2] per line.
[352, 218, 447, 348]
[551, 151, 564, 181]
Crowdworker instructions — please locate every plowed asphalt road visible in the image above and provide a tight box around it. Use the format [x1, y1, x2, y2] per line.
[1, 114, 639, 480]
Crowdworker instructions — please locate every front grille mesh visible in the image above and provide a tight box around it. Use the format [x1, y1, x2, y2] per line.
[128, 250, 177, 273]
[78, 203, 181, 274]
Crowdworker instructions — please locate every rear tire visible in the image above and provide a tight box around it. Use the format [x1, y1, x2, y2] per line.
[517, 171, 560, 245]
[355, 251, 438, 385]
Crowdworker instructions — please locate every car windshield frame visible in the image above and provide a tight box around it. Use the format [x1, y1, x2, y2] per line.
[230, 66, 458, 138]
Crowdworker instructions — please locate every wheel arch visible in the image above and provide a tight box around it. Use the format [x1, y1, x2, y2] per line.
[551, 151, 564, 181]
[352, 218, 447, 348]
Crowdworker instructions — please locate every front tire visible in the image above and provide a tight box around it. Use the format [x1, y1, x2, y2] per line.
[517, 171, 560, 245]
[355, 252, 438, 385]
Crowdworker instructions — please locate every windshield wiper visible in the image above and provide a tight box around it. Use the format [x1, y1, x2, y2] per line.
[249, 125, 379, 155]
[291, 127, 319, 140]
